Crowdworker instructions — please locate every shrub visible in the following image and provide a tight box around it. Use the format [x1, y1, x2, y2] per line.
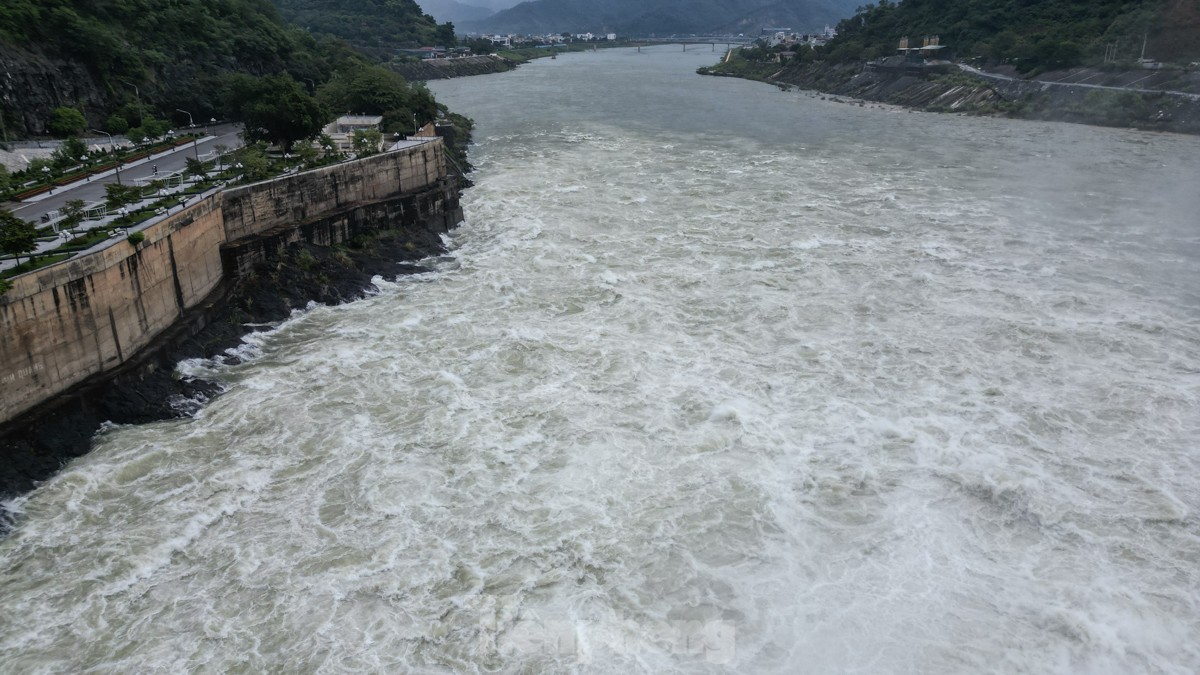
[48, 107, 86, 138]
[126, 231, 145, 245]
[295, 247, 317, 270]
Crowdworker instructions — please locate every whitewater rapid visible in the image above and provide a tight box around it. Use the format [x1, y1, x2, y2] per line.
[1, 48, 1198, 673]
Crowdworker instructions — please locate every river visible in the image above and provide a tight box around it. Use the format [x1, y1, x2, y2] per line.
[2, 47, 1199, 673]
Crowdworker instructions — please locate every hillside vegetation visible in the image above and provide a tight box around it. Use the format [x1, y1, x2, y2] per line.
[824, 0, 1198, 72]
[271, 0, 457, 60]
[0, 0, 453, 140]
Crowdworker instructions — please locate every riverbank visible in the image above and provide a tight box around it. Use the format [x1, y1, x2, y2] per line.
[392, 42, 639, 82]
[0, 226, 451, 532]
[700, 55, 1200, 135]
[0, 143, 465, 529]
[392, 55, 515, 81]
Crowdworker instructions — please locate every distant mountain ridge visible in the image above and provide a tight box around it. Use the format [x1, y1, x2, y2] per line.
[418, 0, 497, 25]
[461, 0, 861, 36]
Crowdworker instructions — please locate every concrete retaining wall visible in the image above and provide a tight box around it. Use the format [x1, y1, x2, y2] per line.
[0, 140, 452, 426]
[221, 142, 444, 242]
[0, 196, 227, 424]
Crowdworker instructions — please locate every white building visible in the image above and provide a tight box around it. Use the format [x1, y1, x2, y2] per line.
[322, 115, 384, 152]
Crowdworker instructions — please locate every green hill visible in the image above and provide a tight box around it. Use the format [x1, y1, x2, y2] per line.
[824, 0, 1199, 71]
[271, 0, 457, 59]
[0, 0, 450, 139]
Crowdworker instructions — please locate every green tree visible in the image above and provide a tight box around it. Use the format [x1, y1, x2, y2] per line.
[26, 157, 54, 180]
[0, 210, 39, 266]
[104, 114, 129, 135]
[60, 199, 86, 232]
[351, 128, 383, 156]
[234, 143, 271, 182]
[0, 165, 10, 194]
[185, 156, 208, 179]
[317, 133, 339, 158]
[48, 107, 86, 137]
[51, 137, 89, 168]
[294, 142, 319, 168]
[318, 64, 411, 117]
[224, 73, 327, 152]
[467, 38, 494, 55]
[435, 22, 456, 47]
[126, 126, 149, 144]
[104, 183, 143, 209]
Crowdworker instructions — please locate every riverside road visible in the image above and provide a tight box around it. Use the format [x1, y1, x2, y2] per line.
[10, 124, 243, 224]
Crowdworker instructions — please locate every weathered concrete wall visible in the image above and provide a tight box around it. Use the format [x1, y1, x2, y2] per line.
[221, 140, 445, 242]
[0, 141, 454, 426]
[0, 195, 227, 424]
[222, 179, 459, 277]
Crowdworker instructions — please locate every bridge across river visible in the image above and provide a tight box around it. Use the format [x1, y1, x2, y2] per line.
[631, 36, 755, 52]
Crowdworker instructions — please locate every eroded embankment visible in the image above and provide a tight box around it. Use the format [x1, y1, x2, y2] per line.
[393, 55, 514, 81]
[711, 59, 1200, 135]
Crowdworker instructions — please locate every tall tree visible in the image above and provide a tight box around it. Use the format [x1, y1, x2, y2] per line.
[0, 211, 39, 267]
[223, 73, 328, 152]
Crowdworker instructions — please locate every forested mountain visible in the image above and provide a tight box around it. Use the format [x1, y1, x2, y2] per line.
[0, 0, 446, 139]
[461, 0, 861, 36]
[824, 0, 1199, 70]
[270, 0, 456, 59]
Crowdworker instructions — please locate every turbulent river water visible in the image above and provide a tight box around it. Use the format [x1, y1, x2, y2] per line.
[3, 48, 1200, 673]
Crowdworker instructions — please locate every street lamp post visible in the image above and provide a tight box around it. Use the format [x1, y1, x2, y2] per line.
[175, 109, 200, 160]
[90, 129, 122, 185]
[122, 81, 142, 126]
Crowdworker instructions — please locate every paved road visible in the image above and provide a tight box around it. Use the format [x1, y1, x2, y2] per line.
[11, 124, 244, 224]
[956, 64, 1200, 101]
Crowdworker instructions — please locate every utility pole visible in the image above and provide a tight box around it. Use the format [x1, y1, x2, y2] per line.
[90, 129, 121, 185]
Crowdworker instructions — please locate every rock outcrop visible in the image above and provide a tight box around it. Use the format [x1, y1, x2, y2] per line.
[0, 44, 109, 138]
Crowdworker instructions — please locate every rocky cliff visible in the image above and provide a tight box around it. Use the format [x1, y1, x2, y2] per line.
[0, 44, 109, 138]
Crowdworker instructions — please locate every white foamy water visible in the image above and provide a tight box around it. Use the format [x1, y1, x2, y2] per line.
[2, 49, 1199, 673]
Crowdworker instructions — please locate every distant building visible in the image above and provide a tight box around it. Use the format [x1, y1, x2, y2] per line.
[323, 115, 383, 152]
[898, 35, 947, 62]
[398, 46, 448, 59]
